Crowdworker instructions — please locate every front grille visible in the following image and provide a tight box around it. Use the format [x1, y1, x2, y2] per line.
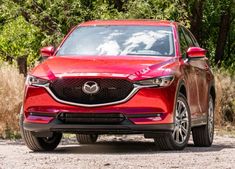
[58, 113, 125, 124]
[49, 78, 134, 105]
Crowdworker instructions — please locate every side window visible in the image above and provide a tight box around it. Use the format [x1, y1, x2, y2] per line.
[179, 27, 188, 58]
[182, 27, 194, 47]
[188, 31, 200, 47]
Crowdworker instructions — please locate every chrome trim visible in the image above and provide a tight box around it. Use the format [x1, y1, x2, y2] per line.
[33, 83, 152, 108]
[134, 75, 175, 87]
[31, 76, 174, 108]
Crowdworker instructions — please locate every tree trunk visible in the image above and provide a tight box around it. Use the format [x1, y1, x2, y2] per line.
[114, 0, 124, 12]
[189, 0, 204, 44]
[108, 0, 126, 12]
[215, 9, 231, 66]
[227, 29, 231, 60]
[17, 56, 27, 77]
[6, 55, 13, 64]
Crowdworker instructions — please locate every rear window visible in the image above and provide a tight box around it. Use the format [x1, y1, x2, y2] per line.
[57, 26, 175, 57]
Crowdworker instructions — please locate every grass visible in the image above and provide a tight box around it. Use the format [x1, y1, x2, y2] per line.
[214, 69, 235, 126]
[0, 63, 234, 139]
[215, 126, 235, 138]
[0, 63, 24, 138]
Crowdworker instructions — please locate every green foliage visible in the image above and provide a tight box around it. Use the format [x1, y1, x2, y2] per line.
[123, 0, 190, 27]
[0, 16, 42, 63]
[201, 0, 235, 68]
[0, 0, 234, 70]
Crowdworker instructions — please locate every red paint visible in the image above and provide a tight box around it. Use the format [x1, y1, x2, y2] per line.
[25, 115, 54, 124]
[23, 20, 214, 126]
[187, 47, 207, 58]
[40, 46, 55, 57]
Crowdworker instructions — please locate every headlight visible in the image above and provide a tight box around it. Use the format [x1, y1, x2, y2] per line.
[135, 76, 174, 87]
[26, 75, 49, 86]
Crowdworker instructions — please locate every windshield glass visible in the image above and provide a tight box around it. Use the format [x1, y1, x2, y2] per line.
[56, 26, 175, 57]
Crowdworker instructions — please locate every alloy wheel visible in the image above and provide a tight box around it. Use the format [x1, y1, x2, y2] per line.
[172, 99, 189, 144]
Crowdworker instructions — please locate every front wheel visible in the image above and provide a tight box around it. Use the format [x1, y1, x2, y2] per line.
[19, 110, 62, 151]
[154, 93, 191, 150]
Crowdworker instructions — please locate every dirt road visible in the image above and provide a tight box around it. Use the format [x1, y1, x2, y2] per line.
[0, 134, 235, 169]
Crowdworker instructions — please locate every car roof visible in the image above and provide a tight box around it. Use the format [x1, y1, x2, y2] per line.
[79, 20, 178, 27]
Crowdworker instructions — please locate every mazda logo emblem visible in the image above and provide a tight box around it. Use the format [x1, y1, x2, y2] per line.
[82, 81, 100, 94]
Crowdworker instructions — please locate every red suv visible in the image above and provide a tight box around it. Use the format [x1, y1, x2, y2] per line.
[20, 20, 215, 151]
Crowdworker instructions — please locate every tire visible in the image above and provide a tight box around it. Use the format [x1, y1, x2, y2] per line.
[192, 95, 214, 147]
[76, 134, 98, 144]
[19, 108, 62, 151]
[154, 93, 191, 150]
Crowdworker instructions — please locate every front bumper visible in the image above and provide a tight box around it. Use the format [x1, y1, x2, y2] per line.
[23, 84, 177, 125]
[23, 111, 175, 136]
[24, 119, 174, 135]
[23, 81, 177, 136]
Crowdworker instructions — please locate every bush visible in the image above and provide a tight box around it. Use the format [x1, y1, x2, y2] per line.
[0, 63, 24, 138]
[215, 69, 235, 126]
[0, 16, 42, 65]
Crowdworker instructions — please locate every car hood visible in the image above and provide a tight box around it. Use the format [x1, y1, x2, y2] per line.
[31, 55, 178, 81]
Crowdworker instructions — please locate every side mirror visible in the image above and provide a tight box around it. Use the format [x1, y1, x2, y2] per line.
[40, 46, 55, 58]
[187, 47, 207, 58]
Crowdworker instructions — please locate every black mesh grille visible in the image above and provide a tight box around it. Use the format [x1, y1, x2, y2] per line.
[49, 78, 134, 104]
[58, 113, 125, 124]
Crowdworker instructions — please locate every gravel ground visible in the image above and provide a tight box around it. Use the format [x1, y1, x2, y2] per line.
[0, 134, 235, 169]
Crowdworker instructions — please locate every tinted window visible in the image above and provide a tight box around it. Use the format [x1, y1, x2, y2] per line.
[188, 30, 199, 47]
[57, 26, 175, 57]
[179, 27, 188, 58]
[182, 27, 194, 47]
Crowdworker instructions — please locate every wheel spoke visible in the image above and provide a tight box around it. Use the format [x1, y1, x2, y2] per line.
[208, 124, 211, 131]
[181, 126, 187, 135]
[181, 117, 188, 123]
[178, 101, 183, 113]
[176, 129, 180, 142]
[175, 110, 179, 119]
[179, 129, 184, 141]
[181, 109, 186, 118]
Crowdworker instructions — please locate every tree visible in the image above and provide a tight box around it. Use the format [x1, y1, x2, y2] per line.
[0, 0, 234, 71]
[188, 0, 204, 43]
[0, 16, 41, 74]
[215, 0, 233, 66]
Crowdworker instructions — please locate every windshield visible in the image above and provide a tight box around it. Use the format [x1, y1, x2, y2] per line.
[56, 26, 175, 57]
